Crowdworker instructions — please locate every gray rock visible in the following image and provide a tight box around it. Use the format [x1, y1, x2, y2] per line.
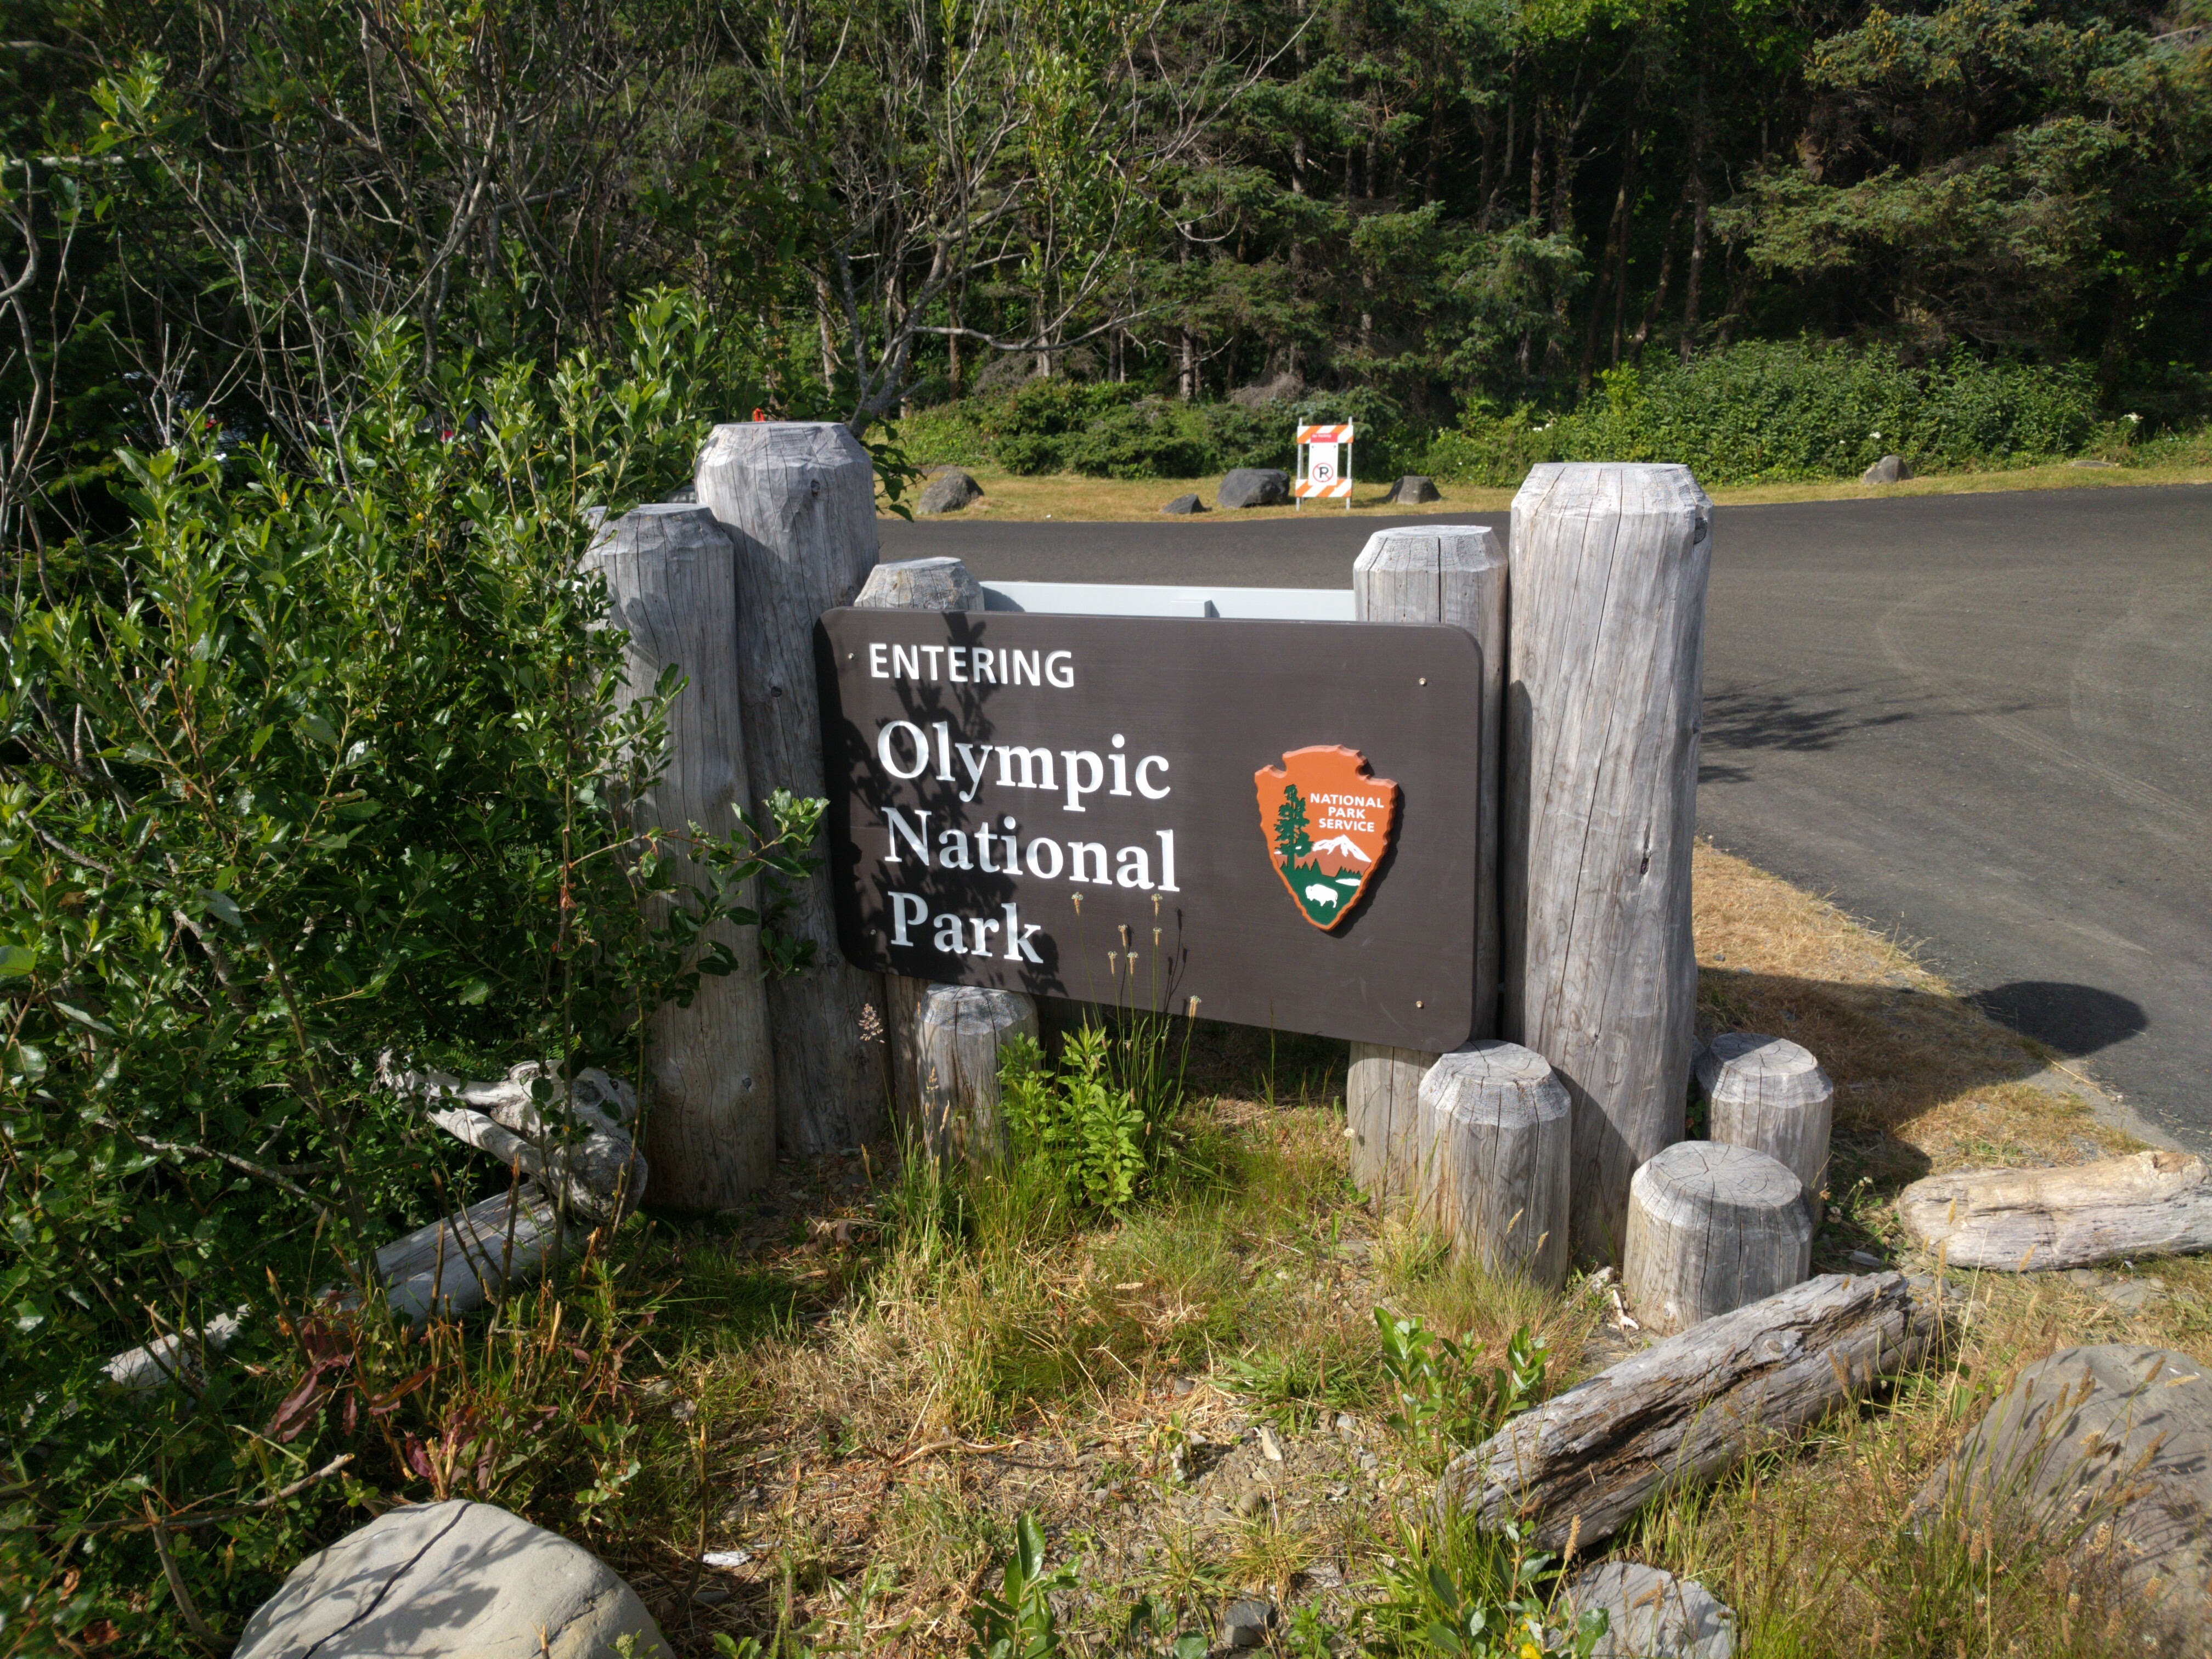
[1217, 467, 1290, 509]
[1389, 474, 1442, 504]
[1220, 1596, 1276, 1648]
[1860, 454, 1912, 484]
[233, 1500, 669, 1659]
[1160, 493, 1206, 515]
[1913, 1345, 2212, 1654]
[916, 468, 984, 514]
[2098, 1276, 2165, 1313]
[1564, 1562, 1737, 1658]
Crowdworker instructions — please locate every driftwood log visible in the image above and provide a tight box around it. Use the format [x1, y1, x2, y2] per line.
[1624, 1141, 1810, 1334]
[697, 421, 888, 1159]
[1504, 464, 1710, 1263]
[374, 1182, 580, 1323]
[1898, 1150, 2212, 1271]
[1349, 527, 1506, 1203]
[1418, 1041, 1571, 1287]
[1346, 1043, 1431, 1202]
[586, 504, 775, 1206]
[914, 984, 1040, 1165]
[1436, 1271, 1945, 1549]
[1699, 1033, 1832, 1222]
[381, 1060, 646, 1224]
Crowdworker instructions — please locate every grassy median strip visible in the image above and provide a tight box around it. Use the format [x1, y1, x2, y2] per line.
[879, 460, 2212, 523]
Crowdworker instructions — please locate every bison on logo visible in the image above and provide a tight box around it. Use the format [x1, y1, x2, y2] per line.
[1253, 746, 1401, 930]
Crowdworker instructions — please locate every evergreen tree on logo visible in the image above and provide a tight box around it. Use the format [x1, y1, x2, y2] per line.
[1274, 785, 1313, 867]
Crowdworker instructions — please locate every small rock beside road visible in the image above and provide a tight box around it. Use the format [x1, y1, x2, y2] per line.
[1217, 467, 1290, 509]
[1914, 1345, 2212, 1655]
[1386, 473, 1442, 504]
[1860, 454, 1912, 484]
[1160, 492, 1206, 514]
[232, 1499, 668, 1659]
[916, 467, 984, 514]
[1565, 1561, 1737, 1658]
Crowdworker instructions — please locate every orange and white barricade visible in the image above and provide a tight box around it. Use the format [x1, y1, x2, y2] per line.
[1295, 423, 1355, 508]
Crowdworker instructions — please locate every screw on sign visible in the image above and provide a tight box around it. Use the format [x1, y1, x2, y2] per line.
[1295, 423, 1355, 510]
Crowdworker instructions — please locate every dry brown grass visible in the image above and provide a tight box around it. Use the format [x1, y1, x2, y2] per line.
[594, 844, 2208, 1658]
[878, 460, 2212, 522]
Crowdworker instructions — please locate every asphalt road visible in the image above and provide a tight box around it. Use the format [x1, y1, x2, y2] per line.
[883, 486, 2212, 1149]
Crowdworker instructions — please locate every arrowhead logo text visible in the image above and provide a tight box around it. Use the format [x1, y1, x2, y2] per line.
[1253, 746, 1401, 930]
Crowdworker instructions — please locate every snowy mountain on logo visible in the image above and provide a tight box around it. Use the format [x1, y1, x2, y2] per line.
[1309, 834, 1372, 864]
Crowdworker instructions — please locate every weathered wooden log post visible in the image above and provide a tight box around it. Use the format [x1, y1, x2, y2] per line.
[1504, 464, 1711, 1263]
[1347, 526, 1506, 1200]
[1419, 1041, 1572, 1287]
[1699, 1034, 1833, 1224]
[914, 984, 1040, 1166]
[696, 422, 888, 1159]
[585, 505, 777, 1206]
[851, 556, 1043, 1147]
[1623, 1141, 1810, 1334]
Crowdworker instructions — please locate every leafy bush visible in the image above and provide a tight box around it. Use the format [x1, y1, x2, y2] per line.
[1376, 1311, 1548, 1474]
[998, 1021, 1188, 1213]
[0, 295, 823, 1651]
[1424, 341, 2111, 487]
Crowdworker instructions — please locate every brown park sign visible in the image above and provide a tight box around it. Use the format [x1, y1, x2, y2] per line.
[814, 608, 1483, 1049]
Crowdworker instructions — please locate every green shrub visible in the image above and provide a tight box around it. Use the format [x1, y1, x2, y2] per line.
[998, 1020, 1187, 1212]
[0, 295, 825, 1652]
[1423, 341, 2110, 487]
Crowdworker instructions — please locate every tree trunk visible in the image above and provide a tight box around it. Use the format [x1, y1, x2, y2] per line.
[1699, 1034, 1833, 1223]
[1504, 464, 1711, 1264]
[1436, 1271, 1945, 1550]
[696, 422, 889, 1159]
[585, 505, 777, 1206]
[1623, 1141, 1810, 1334]
[1421, 1040, 1572, 1287]
[1347, 1044, 1430, 1203]
[1680, 174, 1709, 366]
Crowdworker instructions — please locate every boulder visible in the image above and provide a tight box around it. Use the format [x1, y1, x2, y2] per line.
[1913, 1345, 2212, 1654]
[916, 468, 984, 514]
[1564, 1562, 1737, 1658]
[233, 1500, 670, 1659]
[1160, 493, 1206, 515]
[1860, 454, 1912, 484]
[1217, 467, 1290, 509]
[1897, 1150, 2212, 1271]
[1388, 474, 1442, 504]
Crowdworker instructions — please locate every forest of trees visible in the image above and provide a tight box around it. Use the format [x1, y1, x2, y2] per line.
[5, 0, 2209, 523]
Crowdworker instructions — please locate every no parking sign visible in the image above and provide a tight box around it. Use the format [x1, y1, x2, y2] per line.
[1295, 422, 1355, 507]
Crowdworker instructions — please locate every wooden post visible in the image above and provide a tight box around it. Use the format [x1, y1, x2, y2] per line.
[851, 556, 1044, 1147]
[586, 505, 777, 1207]
[1699, 1034, 1833, 1224]
[1348, 526, 1506, 1204]
[1504, 463, 1711, 1263]
[1420, 1041, 1572, 1288]
[696, 422, 887, 1159]
[914, 984, 1040, 1166]
[1623, 1141, 1809, 1335]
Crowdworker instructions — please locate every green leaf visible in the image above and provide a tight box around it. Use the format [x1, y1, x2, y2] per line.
[298, 712, 340, 748]
[200, 889, 245, 929]
[0, 944, 34, 978]
[51, 1002, 117, 1036]
[456, 978, 492, 1006]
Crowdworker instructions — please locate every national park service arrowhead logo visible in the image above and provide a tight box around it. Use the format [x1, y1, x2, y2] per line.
[1254, 746, 1400, 930]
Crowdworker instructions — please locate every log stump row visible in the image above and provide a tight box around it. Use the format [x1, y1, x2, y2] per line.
[1416, 1041, 1573, 1288]
[1624, 1141, 1810, 1334]
[913, 984, 1039, 1167]
[1699, 1033, 1833, 1223]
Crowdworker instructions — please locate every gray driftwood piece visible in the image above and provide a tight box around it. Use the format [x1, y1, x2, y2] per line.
[915, 984, 1040, 1165]
[375, 1183, 580, 1324]
[1349, 526, 1506, 1204]
[385, 1059, 646, 1224]
[586, 505, 775, 1205]
[697, 422, 889, 1158]
[1624, 1141, 1810, 1334]
[1504, 463, 1711, 1263]
[1345, 1043, 1430, 1201]
[1699, 1034, 1832, 1222]
[1419, 1041, 1571, 1287]
[1436, 1271, 1943, 1549]
[1898, 1150, 2212, 1271]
